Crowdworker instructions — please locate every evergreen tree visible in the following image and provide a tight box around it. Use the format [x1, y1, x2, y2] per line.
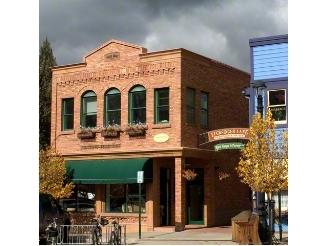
[39, 38, 57, 149]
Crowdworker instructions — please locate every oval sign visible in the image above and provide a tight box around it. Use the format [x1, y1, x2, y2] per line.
[154, 133, 169, 143]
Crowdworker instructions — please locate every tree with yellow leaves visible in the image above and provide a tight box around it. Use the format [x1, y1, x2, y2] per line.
[237, 109, 288, 243]
[39, 147, 75, 200]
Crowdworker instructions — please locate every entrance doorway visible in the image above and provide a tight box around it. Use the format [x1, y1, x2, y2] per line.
[187, 168, 204, 224]
[160, 168, 171, 226]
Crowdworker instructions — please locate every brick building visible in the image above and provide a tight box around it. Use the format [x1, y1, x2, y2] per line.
[51, 39, 252, 232]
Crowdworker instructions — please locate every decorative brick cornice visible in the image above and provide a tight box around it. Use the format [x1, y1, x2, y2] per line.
[53, 61, 177, 87]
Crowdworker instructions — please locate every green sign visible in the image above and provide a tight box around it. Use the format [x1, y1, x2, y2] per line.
[214, 142, 245, 151]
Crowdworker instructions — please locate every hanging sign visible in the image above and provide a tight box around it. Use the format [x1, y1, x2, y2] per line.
[199, 128, 249, 145]
[214, 142, 245, 151]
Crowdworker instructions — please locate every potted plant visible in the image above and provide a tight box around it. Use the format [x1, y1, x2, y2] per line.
[125, 122, 148, 137]
[77, 126, 96, 139]
[182, 169, 198, 181]
[101, 124, 121, 138]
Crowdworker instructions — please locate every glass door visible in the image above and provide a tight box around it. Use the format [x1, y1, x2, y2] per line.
[187, 168, 204, 224]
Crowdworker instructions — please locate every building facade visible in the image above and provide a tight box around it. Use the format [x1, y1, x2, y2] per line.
[51, 39, 252, 232]
[248, 35, 288, 215]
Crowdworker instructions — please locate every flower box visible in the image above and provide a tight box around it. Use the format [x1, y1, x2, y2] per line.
[101, 125, 121, 138]
[125, 123, 148, 137]
[77, 128, 96, 139]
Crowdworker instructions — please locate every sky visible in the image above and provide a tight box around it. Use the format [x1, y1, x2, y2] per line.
[39, 0, 288, 72]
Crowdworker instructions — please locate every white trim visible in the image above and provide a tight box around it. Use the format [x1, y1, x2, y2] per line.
[267, 89, 287, 124]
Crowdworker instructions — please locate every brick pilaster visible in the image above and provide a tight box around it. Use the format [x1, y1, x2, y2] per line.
[175, 157, 185, 231]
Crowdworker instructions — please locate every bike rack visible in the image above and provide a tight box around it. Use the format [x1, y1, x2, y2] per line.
[55, 224, 126, 245]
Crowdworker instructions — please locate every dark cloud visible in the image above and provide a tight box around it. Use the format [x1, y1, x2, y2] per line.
[40, 0, 287, 71]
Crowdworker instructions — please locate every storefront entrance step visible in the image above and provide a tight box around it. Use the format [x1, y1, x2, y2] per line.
[154, 226, 175, 232]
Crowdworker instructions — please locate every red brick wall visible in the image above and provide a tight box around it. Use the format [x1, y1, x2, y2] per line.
[180, 49, 250, 148]
[51, 41, 182, 155]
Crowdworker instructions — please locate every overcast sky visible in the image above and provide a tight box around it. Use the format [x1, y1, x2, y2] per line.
[39, 0, 287, 72]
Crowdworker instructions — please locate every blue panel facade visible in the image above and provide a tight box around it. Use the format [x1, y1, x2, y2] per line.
[249, 35, 288, 130]
[253, 43, 288, 80]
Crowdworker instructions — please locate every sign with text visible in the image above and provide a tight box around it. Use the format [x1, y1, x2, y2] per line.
[199, 128, 249, 145]
[214, 142, 245, 151]
[137, 171, 144, 184]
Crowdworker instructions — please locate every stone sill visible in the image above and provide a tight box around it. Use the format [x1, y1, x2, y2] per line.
[152, 123, 171, 129]
[60, 130, 75, 135]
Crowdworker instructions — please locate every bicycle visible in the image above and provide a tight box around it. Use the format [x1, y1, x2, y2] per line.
[45, 217, 58, 245]
[109, 220, 121, 245]
[91, 217, 102, 245]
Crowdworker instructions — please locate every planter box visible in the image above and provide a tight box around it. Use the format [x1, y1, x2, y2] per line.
[101, 129, 120, 138]
[126, 129, 146, 137]
[77, 131, 96, 139]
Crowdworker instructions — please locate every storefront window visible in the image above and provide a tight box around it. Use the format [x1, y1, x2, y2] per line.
[62, 98, 74, 130]
[59, 184, 95, 212]
[105, 184, 146, 213]
[155, 88, 169, 124]
[268, 89, 287, 123]
[105, 88, 121, 126]
[81, 91, 97, 128]
[129, 85, 146, 124]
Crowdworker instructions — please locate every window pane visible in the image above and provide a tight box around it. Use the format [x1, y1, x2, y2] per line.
[187, 108, 195, 124]
[126, 184, 146, 213]
[64, 115, 74, 130]
[201, 110, 208, 128]
[107, 110, 121, 125]
[85, 114, 97, 128]
[132, 92, 146, 108]
[158, 106, 169, 123]
[270, 106, 286, 122]
[201, 93, 208, 110]
[187, 88, 195, 106]
[85, 97, 97, 114]
[269, 90, 285, 106]
[105, 184, 126, 213]
[131, 108, 146, 123]
[157, 89, 169, 106]
[64, 99, 74, 114]
[107, 94, 121, 110]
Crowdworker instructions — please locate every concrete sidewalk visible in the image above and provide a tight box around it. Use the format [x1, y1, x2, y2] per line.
[125, 226, 238, 245]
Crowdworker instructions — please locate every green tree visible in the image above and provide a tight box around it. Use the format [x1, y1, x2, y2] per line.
[39, 147, 74, 199]
[39, 38, 57, 149]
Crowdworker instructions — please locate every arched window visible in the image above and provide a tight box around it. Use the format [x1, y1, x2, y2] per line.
[129, 85, 146, 124]
[105, 88, 121, 126]
[81, 91, 97, 128]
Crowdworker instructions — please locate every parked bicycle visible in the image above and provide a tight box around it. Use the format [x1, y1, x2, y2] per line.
[45, 217, 59, 245]
[91, 216, 109, 245]
[109, 220, 121, 245]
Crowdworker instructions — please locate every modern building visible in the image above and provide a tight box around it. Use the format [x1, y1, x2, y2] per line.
[51, 39, 252, 232]
[248, 35, 288, 217]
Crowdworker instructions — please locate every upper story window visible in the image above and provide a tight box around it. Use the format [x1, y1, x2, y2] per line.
[62, 98, 74, 131]
[267, 89, 287, 124]
[186, 87, 195, 124]
[129, 85, 146, 124]
[81, 91, 97, 128]
[155, 88, 169, 124]
[200, 92, 208, 128]
[105, 88, 121, 126]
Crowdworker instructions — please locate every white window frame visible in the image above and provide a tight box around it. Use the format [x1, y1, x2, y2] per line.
[267, 89, 287, 124]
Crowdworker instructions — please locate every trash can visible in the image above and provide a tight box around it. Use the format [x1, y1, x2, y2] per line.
[231, 211, 261, 244]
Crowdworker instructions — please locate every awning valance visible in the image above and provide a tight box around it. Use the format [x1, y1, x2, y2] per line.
[66, 158, 152, 184]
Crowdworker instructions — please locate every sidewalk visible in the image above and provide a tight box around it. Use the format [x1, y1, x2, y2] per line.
[126, 226, 238, 245]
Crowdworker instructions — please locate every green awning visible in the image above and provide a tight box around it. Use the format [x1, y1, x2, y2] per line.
[66, 158, 152, 184]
